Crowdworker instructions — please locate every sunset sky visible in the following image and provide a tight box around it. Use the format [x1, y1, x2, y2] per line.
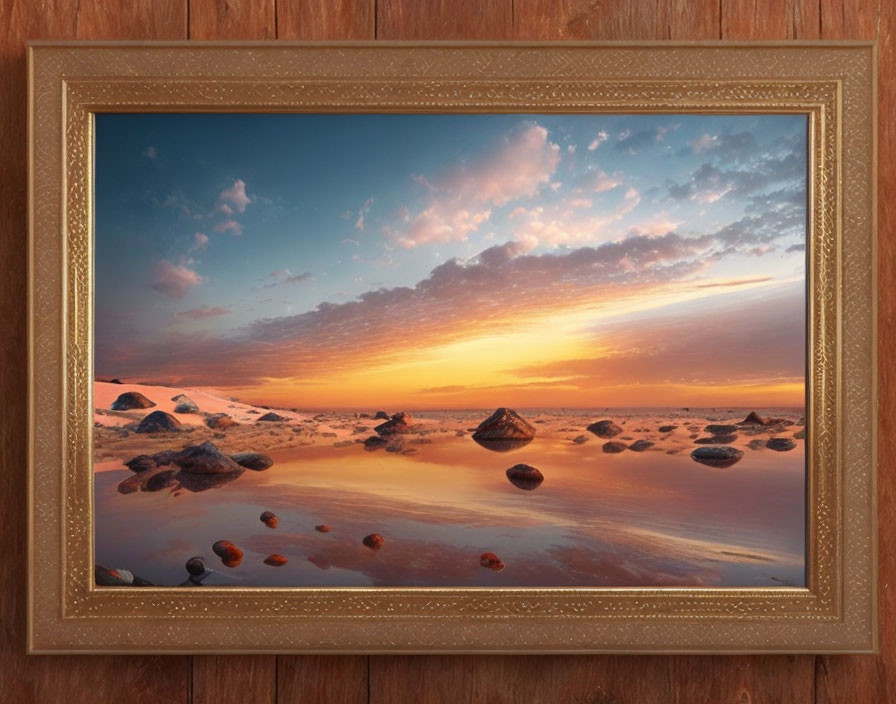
[94, 113, 807, 409]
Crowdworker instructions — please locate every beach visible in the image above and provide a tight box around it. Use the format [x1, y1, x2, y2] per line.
[94, 381, 806, 588]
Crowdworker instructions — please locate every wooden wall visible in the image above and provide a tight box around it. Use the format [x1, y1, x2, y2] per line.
[0, 1, 891, 702]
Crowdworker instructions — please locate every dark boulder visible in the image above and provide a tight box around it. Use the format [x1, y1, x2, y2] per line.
[260, 511, 278, 528]
[110, 391, 156, 411]
[186, 557, 206, 576]
[257, 411, 288, 422]
[628, 439, 654, 452]
[315, 524, 331, 533]
[658, 425, 677, 433]
[364, 435, 388, 451]
[738, 411, 769, 425]
[587, 420, 623, 438]
[212, 540, 243, 568]
[705, 424, 738, 435]
[264, 554, 288, 566]
[602, 441, 628, 453]
[151, 449, 179, 466]
[766, 437, 797, 452]
[505, 464, 544, 490]
[480, 552, 505, 571]
[109, 378, 123, 384]
[690, 446, 744, 468]
[363, 533, 384, 550]
[171, 393, 199, 413]
[374, 410, 389, 420]
[206, 413, 237, 430]
[173, 441, 243, 474]
[135, 410, 182, 433]
[231, 451, 274, 471]
[472, 407, 536, 442]
[124, 454, 156, 473]
[374, 411, 415, 436]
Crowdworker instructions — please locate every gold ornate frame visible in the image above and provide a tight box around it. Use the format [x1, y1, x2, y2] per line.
[27, 41, 877, 654]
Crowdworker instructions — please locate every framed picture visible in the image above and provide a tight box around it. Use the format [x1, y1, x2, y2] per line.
[28, 40, 877, 654]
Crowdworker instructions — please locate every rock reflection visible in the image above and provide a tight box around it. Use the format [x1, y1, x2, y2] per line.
[472, 437, 533, 453]
[176, 468, 245, 493]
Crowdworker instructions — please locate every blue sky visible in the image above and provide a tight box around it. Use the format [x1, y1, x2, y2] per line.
[94, 113, 807, 408]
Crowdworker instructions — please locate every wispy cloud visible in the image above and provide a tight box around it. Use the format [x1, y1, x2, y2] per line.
[668, 135, 804, 203]
[175, 306, 230, 320]
[213, 219, 244, 236]
[355, 197, 373, 232]
[188, 232, 209, 252]
[150, 259, 203, 299]
[142, 146, 157, 160]
[104, 210, 800, 385]
[388, 123, 560, 248]
[218, 178, 251, 214]
[254, 269, 314, 290]
[587, 129, 609, 151]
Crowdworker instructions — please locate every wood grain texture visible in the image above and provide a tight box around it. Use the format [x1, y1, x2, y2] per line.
[278, 656, 369, 704]
[377, 0, 513, 39]
[189, 0, 276, 39]
[278, 0, 374, 40]
[274, 4, 373, 701]
[192, 655, 276, 704]
[815, 0, 891, 701]
[369, 655, 674, 704]
[722, 0, 821, 39]
[512, 0, 720, 39]
[0, 0, 190, 702]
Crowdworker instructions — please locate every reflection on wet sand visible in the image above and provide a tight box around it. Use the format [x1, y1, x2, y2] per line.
[94, 407, 806, 588]
[473, 437, 533, 453]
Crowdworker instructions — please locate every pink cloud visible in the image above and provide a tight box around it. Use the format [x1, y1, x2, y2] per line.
[394, 206, 492, 249]
[690, 133, 719, 153]
[150, 260, 203, 299]
[509, 189, 641, 246]
[390, 123, 560, 248]
[213, 219, 244, 236]
[354, 197, 373, 231]
[188, 232, 209, 252]
[433, 123, 560, 206]
[577, 169, 622, 193]
[218, 179, 250, 213]
[587, 129, 609, 151]
[109, 230, 721, 384]
[627, 217, 681, 237]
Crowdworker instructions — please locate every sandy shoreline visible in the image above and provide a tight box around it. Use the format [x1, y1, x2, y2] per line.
[94, 381, 805, 472]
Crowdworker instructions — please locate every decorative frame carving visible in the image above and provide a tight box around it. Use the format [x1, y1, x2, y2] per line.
[28, 41, 876, 653]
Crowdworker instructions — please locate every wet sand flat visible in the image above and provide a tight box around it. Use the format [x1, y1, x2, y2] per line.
[94, 400, 806, 588]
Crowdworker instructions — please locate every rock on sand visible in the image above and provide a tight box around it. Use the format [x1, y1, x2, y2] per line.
[135, 410, 182, 433]
[110, 391, 156, 410]
[505, 464, 544, 490]
[587, 420, 623, 438]
[690, 446, 744, 468]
